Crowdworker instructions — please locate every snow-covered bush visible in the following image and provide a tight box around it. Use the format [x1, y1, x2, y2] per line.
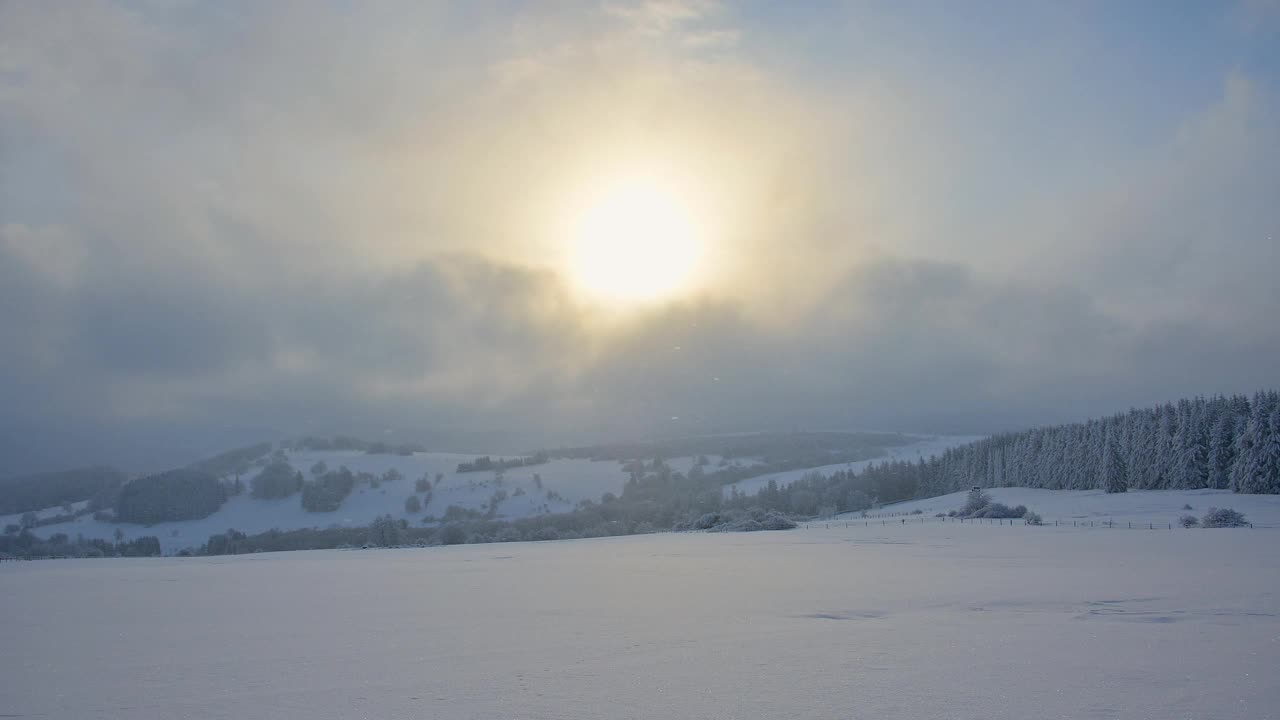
[957, 492, 1036, 521]
[973, 502, 1025, 519]
[693, 512, 723, 530]
[1182, 504, 1194, 511]
[1024, 512, 1043, 526]
[495, 526, 523, 543]
[1179, 515, 1200, 528]
[961, 488, 991, 516]
[1202, 508, 1247, 528]
[531, 527, 561, 541]
[704, 509, 797, 533]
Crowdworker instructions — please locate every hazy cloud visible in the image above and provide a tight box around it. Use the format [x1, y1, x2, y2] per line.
[1, 1, 1277, 472]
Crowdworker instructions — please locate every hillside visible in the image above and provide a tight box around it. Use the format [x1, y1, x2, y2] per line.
[12, 432, 939, 553]
[7, 387, 1279, 557]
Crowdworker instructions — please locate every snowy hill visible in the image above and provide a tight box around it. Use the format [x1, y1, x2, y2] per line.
[14, 432, 956, 553]
[724, 434, 983, 496]
[16, 450, 722, 553]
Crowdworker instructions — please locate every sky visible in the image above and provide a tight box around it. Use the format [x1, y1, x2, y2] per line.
[1, 1, 1278, 473]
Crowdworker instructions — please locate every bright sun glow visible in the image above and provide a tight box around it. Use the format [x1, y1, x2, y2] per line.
[567, 176, 706, 305]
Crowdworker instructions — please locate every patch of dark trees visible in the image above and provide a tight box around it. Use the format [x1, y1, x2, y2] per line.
[0, 466, 125, 516]
[0, 530, 160, 559]
[456, 452, 549, 473]
[114, 468, 228, 524]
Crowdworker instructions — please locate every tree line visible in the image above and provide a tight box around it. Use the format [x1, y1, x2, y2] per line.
[0, 530, 161, 559]
[455, 453, 549, 473]
[909, 390, 1280, 497]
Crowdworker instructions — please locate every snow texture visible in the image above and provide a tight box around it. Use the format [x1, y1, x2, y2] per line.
[2, 520, 1277, 719]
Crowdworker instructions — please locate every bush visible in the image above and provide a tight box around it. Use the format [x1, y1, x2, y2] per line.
[404, 495, 422, 514]
[301, 468, 356, 512]
[910, 509, 923, 515]
[705, 509, 796, 533]
[960, 488, 991, 516]
[1024, 511, 1043, 526]
[1179, 515, 1200, 528]
[694, 512, 722, 530]
[252, 462, 302, 499]
[973, 502, 1025, 519]
[1202, 507, 1247, 528]
[439, 524, 468, 545]
[495, 527, 523, 543]
[532, 527, 561, 541]
[1182, 504, 1194, 511]
[935, 512, 946, 517]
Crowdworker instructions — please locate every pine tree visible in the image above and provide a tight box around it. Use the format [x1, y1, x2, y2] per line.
[1207, 413, 1236, 490]
[1258, 408, 1280, 494]
[1102, 429, 1127, 493]
[1231, 396, 1269, 493]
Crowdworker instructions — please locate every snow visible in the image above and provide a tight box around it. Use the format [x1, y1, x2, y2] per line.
[0, 499, 89, 529]
[849, 487, 1280, 528]
[725, 435, 984, 497]
[23, 452, 638, 553]
[3, 521, 1278, 719]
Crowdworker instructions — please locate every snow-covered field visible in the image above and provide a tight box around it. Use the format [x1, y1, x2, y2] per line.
[3, 521, 1277, 719]
[855, 487, 1280, 528]
[725, 435, 983, 497]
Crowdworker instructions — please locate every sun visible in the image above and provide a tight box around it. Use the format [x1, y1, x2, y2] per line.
[566, 175, 706, 305]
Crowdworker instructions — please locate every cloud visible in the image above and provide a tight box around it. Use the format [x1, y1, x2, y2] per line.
[603, 0, 723, 35]
[1, 2, 1278, 472]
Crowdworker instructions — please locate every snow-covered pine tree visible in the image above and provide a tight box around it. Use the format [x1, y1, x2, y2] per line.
[1102, 428, 1127, 493]
[1207, 412, 1236, 490]
[1259, 407, 1280, 494]
[1230, 394, 1269, 494]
